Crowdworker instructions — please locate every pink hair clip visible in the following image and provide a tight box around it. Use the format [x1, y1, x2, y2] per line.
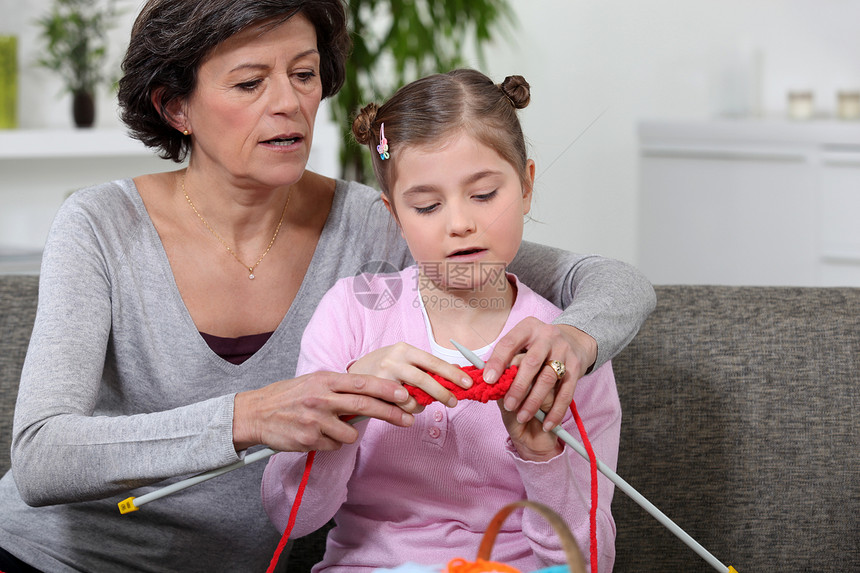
[377, 123, 390, 160]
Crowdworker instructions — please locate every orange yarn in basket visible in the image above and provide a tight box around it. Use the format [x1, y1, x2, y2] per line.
[447, 557, 521, 573]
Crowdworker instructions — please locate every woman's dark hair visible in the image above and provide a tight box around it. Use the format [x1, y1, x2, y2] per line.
[118, 0, 350, 163]
[352, 69, 531, 198]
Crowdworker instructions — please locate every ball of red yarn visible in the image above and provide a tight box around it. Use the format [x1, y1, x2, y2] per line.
[406, 365, 519, 406]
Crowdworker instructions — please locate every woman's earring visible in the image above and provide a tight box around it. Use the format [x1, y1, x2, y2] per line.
[182, 129, 190, 136]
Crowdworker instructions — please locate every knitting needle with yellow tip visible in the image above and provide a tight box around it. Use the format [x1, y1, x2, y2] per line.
[118, 415, 368, 515]
[449, 339, 738, 573]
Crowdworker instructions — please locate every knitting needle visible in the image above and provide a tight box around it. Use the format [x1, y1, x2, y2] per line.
[449, 339, 738, 573]
[118, 415, 368, 514]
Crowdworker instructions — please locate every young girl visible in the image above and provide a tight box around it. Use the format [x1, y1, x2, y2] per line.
[262, 69, 620, 573]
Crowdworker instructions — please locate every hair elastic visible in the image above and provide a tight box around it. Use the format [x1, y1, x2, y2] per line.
[377, 123, 390, 160]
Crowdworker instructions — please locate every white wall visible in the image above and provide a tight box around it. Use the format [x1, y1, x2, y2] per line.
[0, 0, 132, 129]
[482, 1, 860, 264]
[4, 0, 860, 267]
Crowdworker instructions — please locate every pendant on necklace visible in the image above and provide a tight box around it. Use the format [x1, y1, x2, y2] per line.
[249, 268, 255, 280]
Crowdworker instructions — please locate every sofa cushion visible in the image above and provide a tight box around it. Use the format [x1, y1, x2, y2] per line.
[611, 285, 860, 572]
[0, 274, 39, 474]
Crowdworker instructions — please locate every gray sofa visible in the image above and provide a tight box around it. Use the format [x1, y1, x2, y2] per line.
[1, 274, 858, 571]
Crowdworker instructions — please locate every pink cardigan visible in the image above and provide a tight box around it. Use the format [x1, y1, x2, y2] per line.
[262, 268, 620, 572]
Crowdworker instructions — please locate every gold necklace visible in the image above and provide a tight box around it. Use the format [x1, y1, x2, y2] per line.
[182, 176, 291, 280]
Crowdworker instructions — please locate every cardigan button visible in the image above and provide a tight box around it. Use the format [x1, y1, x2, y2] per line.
[428, 427, 441, 439]
[433, 410, 444, 422]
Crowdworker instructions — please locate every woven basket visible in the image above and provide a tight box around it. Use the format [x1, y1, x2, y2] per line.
[473, 500, 586, 573]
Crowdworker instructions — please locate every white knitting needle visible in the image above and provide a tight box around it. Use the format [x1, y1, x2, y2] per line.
[449, 339, 737, 573]
[118, 415, 368, 514]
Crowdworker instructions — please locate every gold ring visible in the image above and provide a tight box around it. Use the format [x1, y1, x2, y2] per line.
[545, 359, 566, 380]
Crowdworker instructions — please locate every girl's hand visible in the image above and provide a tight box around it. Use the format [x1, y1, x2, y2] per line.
[483, 318, 597, 431]
[232, 370, 423, 453]
[498, 391, 564, 462]
[347, 342, 473, 408]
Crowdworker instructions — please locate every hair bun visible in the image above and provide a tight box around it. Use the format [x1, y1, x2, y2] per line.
[352, 103, 380, 146]
[500, 75, 531, 109]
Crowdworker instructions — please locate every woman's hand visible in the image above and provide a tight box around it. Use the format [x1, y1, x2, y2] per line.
[483, 318, 597, 431]
[232, 370, 423, 453]
[348, 342, 473, 408]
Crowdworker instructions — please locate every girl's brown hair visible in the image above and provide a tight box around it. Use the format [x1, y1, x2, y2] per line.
[118, 0, 350, 163]
[352, 69, 531, 197]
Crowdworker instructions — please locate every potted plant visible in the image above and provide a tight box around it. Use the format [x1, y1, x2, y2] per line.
[332, 0, 515, 182]
[35, 0, 120, 128]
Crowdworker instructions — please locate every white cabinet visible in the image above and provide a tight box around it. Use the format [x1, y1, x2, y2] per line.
[638, 120, 860, 286]
[818, 150, 860, 285]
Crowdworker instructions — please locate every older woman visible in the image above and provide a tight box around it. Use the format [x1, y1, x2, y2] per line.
[0, 0, 655, 571]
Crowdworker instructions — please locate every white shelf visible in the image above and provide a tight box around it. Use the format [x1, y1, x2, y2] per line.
[0, 120, 341, 257]
[0, 247, 42, 275]
[0, 128, 157, 159]
[639, 118, 860, 148]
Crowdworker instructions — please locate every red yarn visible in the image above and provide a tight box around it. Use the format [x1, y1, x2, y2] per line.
[267, 368, 599, 573]
[571, 400, 599, 573]
[266, 450, 316, 573]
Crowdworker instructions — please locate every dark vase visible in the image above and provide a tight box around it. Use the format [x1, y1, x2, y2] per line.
[72, 90, 95, 128]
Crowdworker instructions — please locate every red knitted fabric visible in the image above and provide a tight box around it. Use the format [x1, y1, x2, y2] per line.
[406, 365, 519, 405]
